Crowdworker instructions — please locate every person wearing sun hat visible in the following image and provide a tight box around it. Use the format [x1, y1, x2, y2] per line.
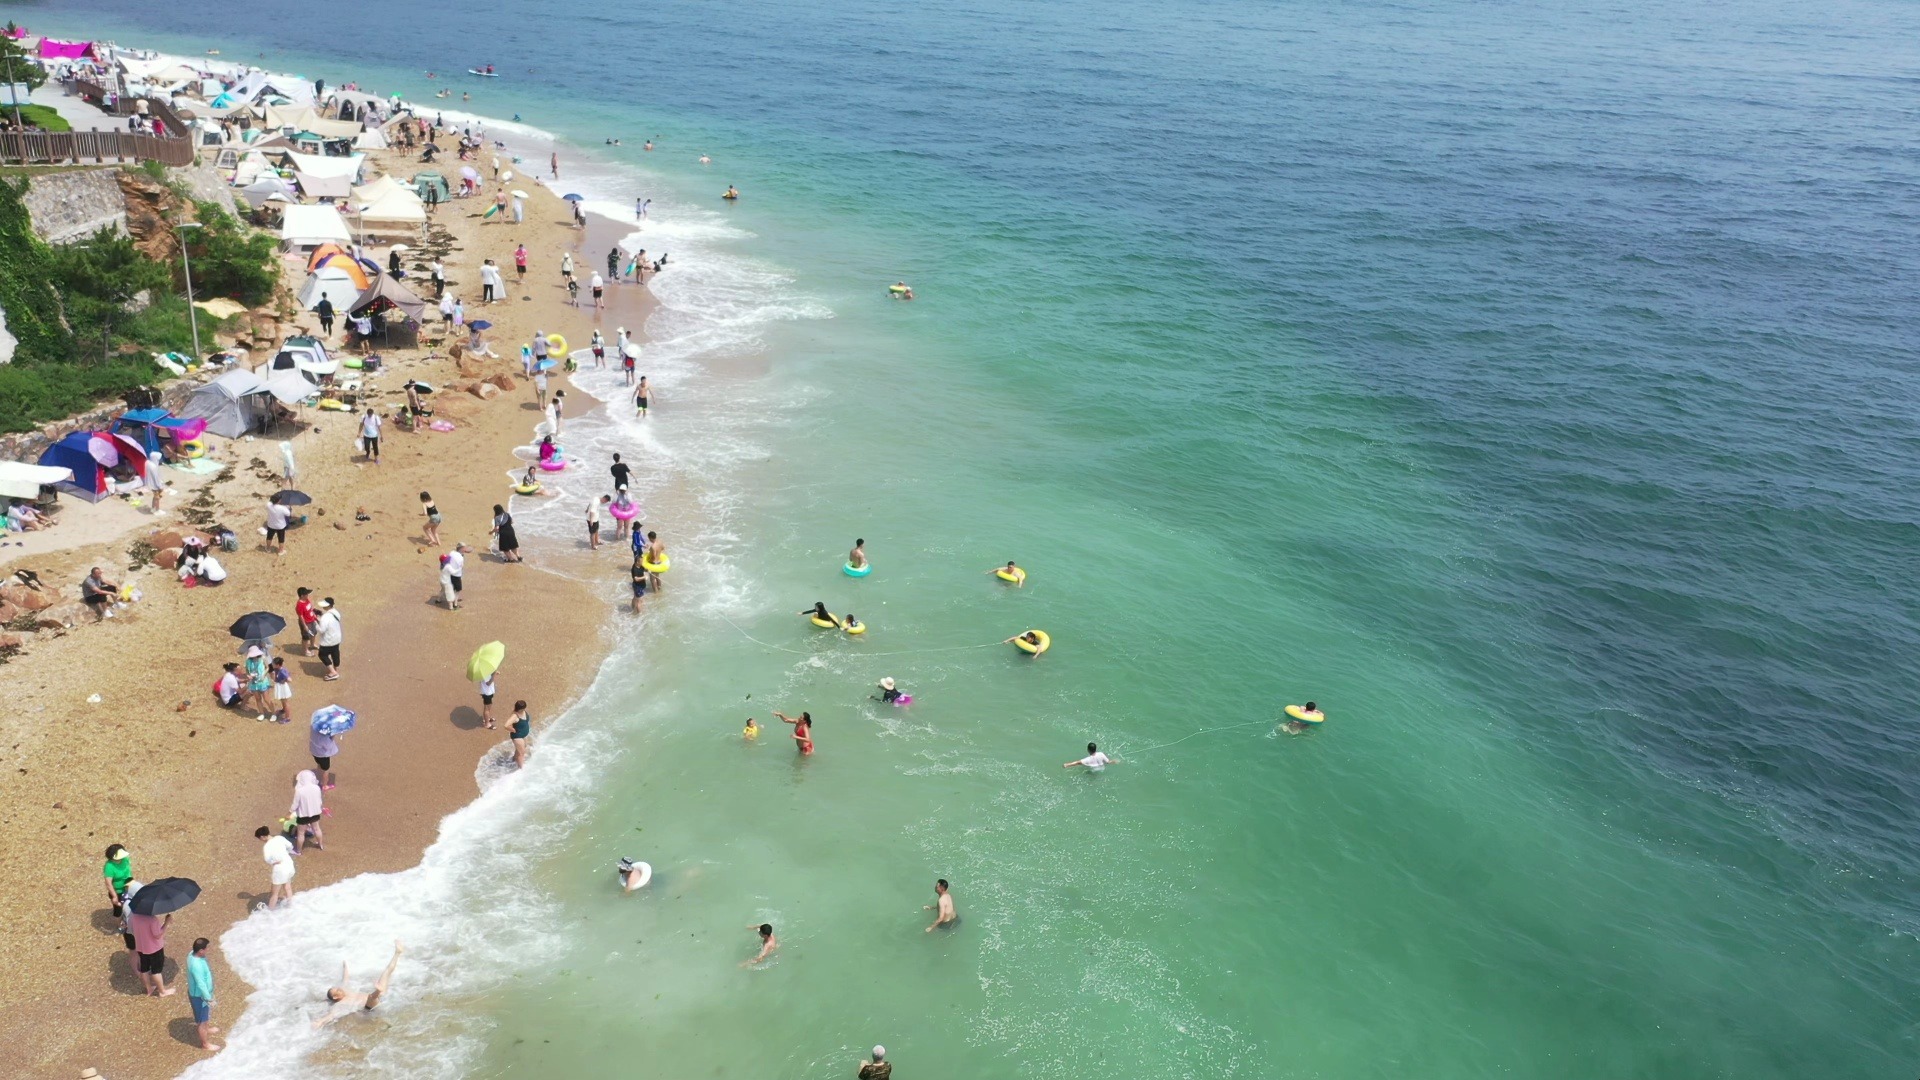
[873, 677, 903, 704]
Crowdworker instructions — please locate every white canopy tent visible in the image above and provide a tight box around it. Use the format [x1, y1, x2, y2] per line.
[286, 151, 365, 199]
[353, 127, 389, 151]
[0, 461, 74, 500]
[279, 204, 352, 248]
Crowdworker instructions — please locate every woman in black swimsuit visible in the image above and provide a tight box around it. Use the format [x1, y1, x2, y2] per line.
[491, 504, 521, 563]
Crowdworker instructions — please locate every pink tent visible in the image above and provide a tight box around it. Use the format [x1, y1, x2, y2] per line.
[37, 40, 96, 60]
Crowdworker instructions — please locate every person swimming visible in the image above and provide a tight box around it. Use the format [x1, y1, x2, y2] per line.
[743, 717, 759, 740]
[723, 185, 739, 200]
[875, 677, 903, 703]
[1281, 700, 1325, 735]
[843, 613, 864, 634]
[801, 601, 835, 625]
[990, 560, 1026, 586]
[888, 281, 914, 300]
[618, 857, 652, 892]
[848, 539, 868, 569]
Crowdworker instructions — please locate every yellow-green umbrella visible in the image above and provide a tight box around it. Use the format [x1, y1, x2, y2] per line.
[466, 641, 506, 682]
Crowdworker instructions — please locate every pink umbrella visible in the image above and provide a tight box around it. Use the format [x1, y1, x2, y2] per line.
[87, 434, 120, 467]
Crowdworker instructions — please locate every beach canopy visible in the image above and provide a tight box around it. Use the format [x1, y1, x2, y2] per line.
[352, 178, 427, 230]
[279, 204, 352, 247]
[353, 127, 388, 151]
[263, 368, 320, 406]
[311, 704, 357, 736]
[179, 369, 273, 439]
[466, 641, 505, 682]
[350, 274, 428, 322]
[239, 175, 296, 209]
[37, 39, 95, 60]
[0, 460, 73, 500]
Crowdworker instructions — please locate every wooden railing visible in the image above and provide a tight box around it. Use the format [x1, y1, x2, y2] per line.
[0, 128, 195, 166]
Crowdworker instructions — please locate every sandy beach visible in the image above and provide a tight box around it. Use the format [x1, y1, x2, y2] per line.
[0, 125, 655, 1078]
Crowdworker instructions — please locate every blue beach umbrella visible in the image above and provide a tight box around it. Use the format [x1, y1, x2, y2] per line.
[561, 193, 584, 202]
[468, 320, 493, 331]
[310, 704, 357, 736]
[536, 358, 558, 371]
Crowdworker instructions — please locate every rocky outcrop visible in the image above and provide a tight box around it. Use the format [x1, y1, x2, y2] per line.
[116, 170, 187, 264]
[20, 169, 129, 245]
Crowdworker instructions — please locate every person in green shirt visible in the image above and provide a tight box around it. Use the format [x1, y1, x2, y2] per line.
[186, 937, 220, 1051]
[101, 844, 132, 914]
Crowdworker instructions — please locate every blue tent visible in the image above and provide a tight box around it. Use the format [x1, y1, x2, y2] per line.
[37, 433, 109, 502]
[110, 409, 172, 456]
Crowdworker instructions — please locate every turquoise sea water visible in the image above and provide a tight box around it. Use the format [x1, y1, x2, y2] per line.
[33, 0, 1920, 1075]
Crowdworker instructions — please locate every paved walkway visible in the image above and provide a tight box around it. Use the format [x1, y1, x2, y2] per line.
[42, 88, 133, 133]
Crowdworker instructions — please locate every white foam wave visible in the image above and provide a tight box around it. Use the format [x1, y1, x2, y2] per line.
[184, 104, 831, 1077]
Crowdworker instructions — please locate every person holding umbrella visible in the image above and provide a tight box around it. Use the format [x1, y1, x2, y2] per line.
[468, 642, 505, 728]
[310, 704, 355, 789]
[126, 876, 201, 996]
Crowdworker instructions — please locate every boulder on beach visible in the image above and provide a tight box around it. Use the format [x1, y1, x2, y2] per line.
[487, 374, 518, 391]
[0, 585, 53, 612]
[469, 381, 499, 400]
[154, 547, 184, 570]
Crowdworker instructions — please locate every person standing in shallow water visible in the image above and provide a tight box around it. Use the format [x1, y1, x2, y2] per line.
[925, 878, 957, 932]
[774, 711, 814, 755]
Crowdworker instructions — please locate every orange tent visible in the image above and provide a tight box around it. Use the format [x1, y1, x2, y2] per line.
[305, 243, 354, 273]
[308, 253, 371, 290]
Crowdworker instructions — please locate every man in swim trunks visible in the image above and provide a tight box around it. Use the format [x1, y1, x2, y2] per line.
[988, 561, 1025, 587]
[1065, 742, 1117, 771]
[774, 711, 813, 755]
[848, 539, 867, 569]
[925, 878, 956, 932]
[314, 940, 404, 1029]
[644, 531, 667, 592]
[634, 376, 651, 417]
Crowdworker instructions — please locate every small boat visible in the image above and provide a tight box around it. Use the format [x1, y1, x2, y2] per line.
[467, 68, 499, 78]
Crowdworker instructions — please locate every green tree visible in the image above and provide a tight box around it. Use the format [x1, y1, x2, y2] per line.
[50, 227, 172, 360]
[0, 23, 47, 96]
[183, 200, 279, 306]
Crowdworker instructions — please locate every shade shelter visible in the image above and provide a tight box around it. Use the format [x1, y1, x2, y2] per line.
[179, 370, 274, 439]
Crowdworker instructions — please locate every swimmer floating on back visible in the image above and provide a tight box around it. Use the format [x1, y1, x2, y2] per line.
[990, 561, 1026, 587]
[1281, 700, 1325, 735]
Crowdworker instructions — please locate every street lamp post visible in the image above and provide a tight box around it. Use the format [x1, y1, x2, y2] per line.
[177, 221, 203, 362]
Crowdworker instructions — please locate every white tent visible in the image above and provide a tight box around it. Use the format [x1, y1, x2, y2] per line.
[230, 150, 271, 186]
[279, 204, 352, 247]
[353, 127, 388, 151]
[286, 151, 365, 200]
[178, 369, 272, 439]
[351, 175, 404, 204]
[297, 266, 366, 311]
[263, 105, 361, 140]
[263, 368, 319, 405]
[239, 175, 296, 209]
[0, 461, 74, 500]
[229, 70, 315, 107]
[357, 189, 426, 231]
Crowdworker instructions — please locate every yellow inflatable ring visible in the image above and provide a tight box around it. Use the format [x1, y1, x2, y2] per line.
[547, 333, 567, 355]
[1284, 705, 1325, 724]
[843, 620, 866, 636]
[809, 615, 839, 629]
[179, 438, 207, 459]
[318, 398, 352, 412]
[888, 284, 909, 294]
[1013, 630, 1050, 655]
[640, 556, 670, 574]
[514, 482, 542, 494]
[995, 568, 1024, 583]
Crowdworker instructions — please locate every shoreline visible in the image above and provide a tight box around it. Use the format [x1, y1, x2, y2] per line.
[0, 79, 661, 1079]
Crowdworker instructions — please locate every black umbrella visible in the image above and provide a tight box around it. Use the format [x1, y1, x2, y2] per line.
[127, 877, 201, 916]
[229, 611, 287, 640]
[275, 490, 314, 506]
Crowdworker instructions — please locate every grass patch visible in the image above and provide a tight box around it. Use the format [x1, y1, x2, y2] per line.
[10, 104, 71, 132]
